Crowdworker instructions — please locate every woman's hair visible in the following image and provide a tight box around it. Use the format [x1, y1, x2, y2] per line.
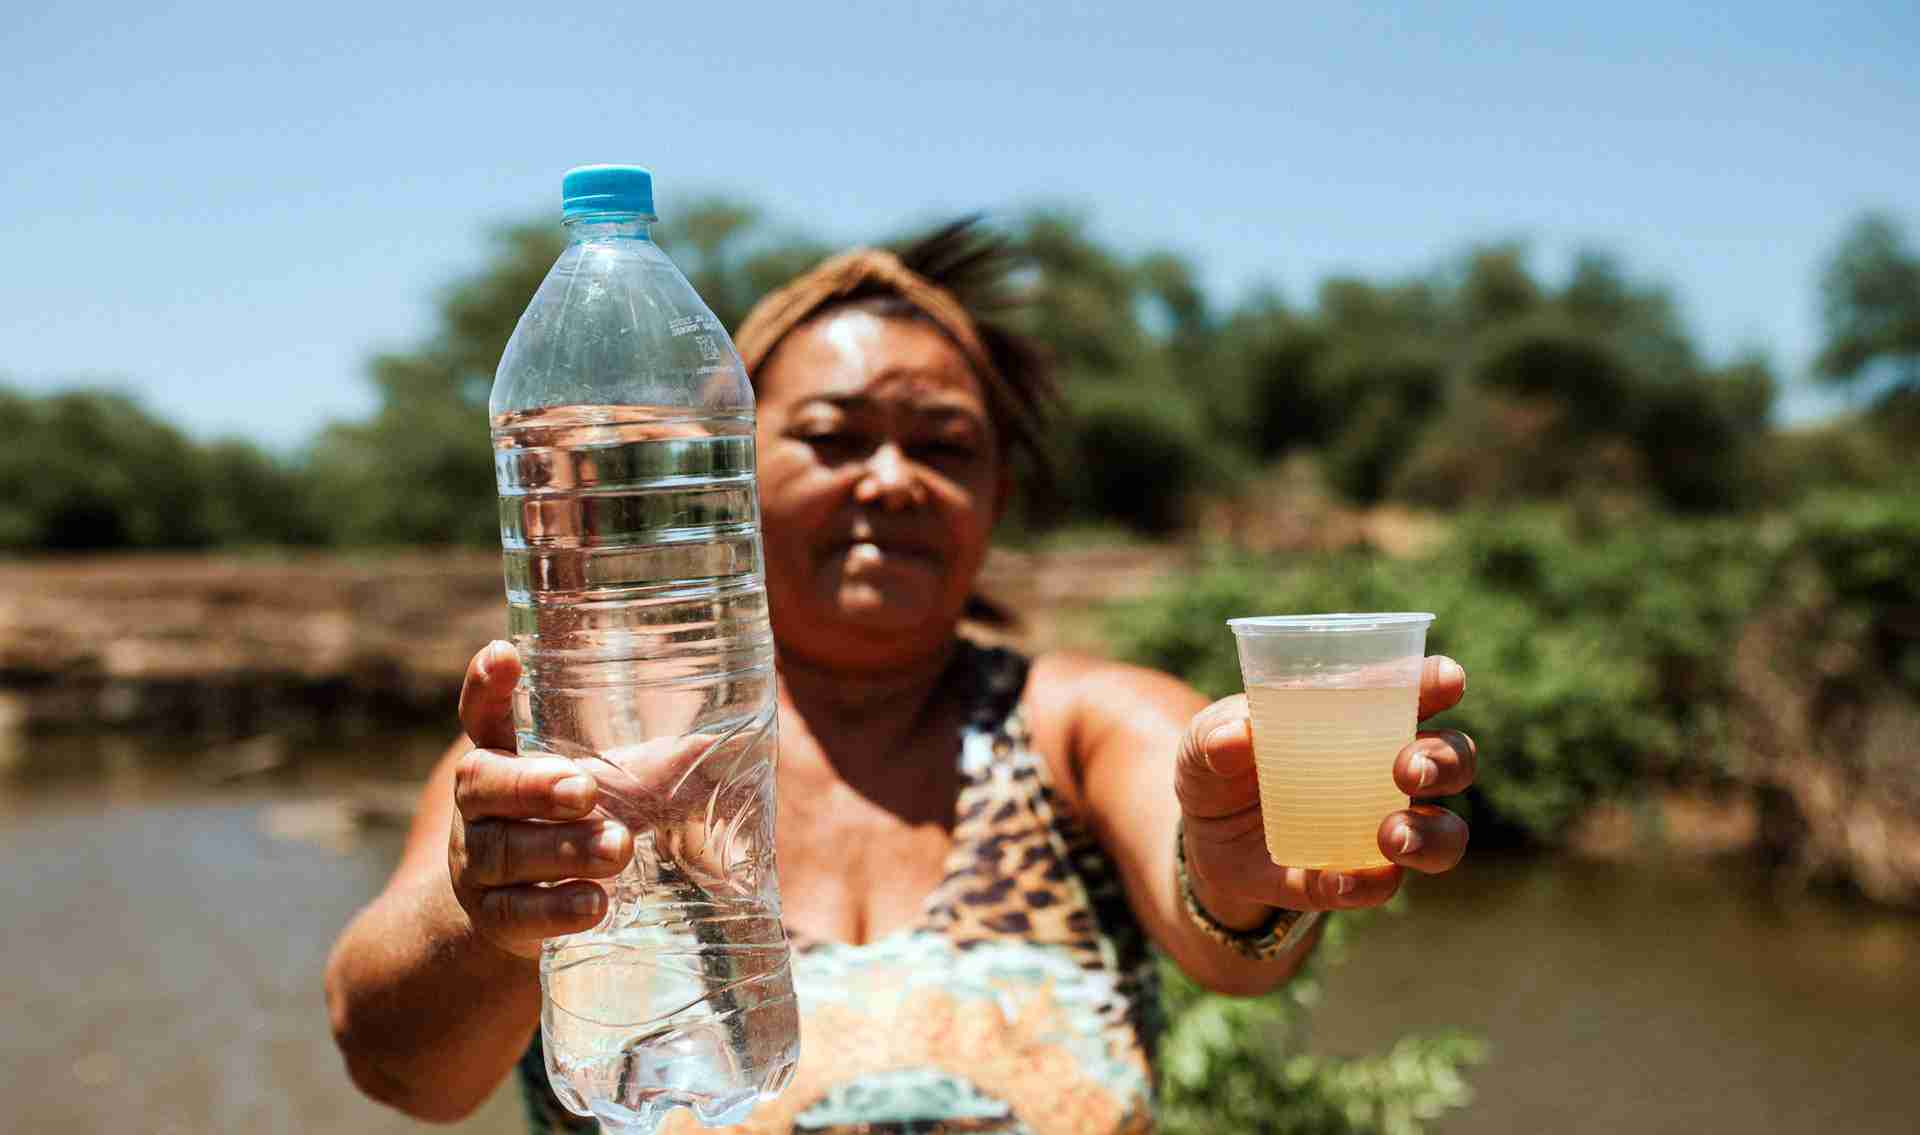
[831, 219, 1059, 491]
[741, 218, 1059, 626]
[748, 217, 1060, 498]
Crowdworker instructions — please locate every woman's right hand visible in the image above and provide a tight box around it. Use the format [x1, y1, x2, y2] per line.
[447, 641, 633, 960]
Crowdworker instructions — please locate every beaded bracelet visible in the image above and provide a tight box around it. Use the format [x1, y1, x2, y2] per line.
[1174, 818, 1323, 961]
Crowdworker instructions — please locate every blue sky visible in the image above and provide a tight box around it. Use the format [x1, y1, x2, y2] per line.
[3, 1, 1914, 449]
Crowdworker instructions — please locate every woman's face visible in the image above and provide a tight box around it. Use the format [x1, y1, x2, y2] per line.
[753, 308, 1004, 668]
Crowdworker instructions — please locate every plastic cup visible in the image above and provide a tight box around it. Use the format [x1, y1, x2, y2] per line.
[1227, 613, 1434, 870]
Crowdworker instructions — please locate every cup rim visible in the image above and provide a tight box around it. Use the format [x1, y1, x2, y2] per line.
[1227, 612, 1435, 635]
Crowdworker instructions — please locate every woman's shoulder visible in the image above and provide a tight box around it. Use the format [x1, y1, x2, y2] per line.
[1026, 649, 1208, 718]
[1021, 649, 1211, 787]
[1025, 648, 1163, 691]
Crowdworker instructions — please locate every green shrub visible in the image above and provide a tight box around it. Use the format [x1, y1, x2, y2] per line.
[1769, 491, 1920, 729]
[1314, 349, 1448, 504]
[1157, 911, 1484, 1135]
[1206, 307, 1329, 458]
[1471, 317, 1635, 431]
[0, 386, 319, 552]
[1109, 509, 1771, 841]
[1060, 382, 1233, 536]
[1630, 361, 1774, 513]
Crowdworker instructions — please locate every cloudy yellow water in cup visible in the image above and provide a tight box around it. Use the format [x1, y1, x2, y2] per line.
[1228, 613, 1434, 870]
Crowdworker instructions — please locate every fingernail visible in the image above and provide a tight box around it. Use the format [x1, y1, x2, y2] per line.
[487, 639, 515, 673]
[1397, 826, 1422, 857]
[555, 775, 595, 810]
[1440, 658, 1464, 687]
[591, 823, 627, 864]
[1335, 874, 1356, 896]
[1412, 754, 1437, 789]
[569, 889, 602, 918]
[1201, 722, 1239, 773]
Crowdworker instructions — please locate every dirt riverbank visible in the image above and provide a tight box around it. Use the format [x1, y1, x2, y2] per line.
[1, 545, 1182, 744]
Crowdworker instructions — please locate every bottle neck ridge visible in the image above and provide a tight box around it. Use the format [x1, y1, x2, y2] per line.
[564, 215, 654, 242]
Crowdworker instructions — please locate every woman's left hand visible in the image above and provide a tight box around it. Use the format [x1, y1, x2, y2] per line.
[1175, 656, 1475, 920]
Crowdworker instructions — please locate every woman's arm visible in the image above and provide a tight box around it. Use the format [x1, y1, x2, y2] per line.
[1025, 652, 1474, 997]
[323, 740, 540, 1121]
[324, 644, 631, 1121]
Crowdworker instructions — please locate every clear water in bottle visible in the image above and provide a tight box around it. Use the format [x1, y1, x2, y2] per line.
[491, 166, 799, 1133]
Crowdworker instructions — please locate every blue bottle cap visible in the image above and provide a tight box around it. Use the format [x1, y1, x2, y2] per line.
[561, 164, 657, 220]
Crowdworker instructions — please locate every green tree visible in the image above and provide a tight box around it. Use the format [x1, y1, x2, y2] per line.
[0, 384, 312, 551]
[0, 386, 208, 550]
[667, 199, 834, 332]
[1016, 209, 1164, 382]
[1325, 244, 1775, 513]
[1560, 250, 1698, 381]
[306, 219, 562, 545]
[198, 438, 323, 546]
[1454, 242, 1541, 333]
[306, 199, 829, 546]
[1058, 381, 1230, 534]
[16, 201, 1795, 548]
[1207, 296, 1328, 457]
[1006, 209, 1231, 532]
[1817, 212, 1920, 398]
[1316, 346, 1448, 503]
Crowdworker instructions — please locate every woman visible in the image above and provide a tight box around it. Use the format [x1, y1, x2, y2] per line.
[325, 223, 1477, 1134]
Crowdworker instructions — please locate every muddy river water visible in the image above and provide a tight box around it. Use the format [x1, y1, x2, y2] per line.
[3, 787, 1915, 1134]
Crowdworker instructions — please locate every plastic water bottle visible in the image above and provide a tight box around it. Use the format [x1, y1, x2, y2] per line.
[490, 165, 798, 1133]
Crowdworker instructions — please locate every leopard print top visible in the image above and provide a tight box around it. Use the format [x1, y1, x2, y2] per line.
[518, 641, 1159, 1134]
